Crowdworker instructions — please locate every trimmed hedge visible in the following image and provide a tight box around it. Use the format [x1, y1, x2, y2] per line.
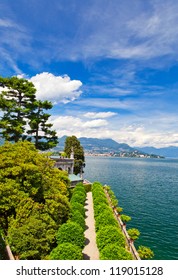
[50, 243, 83, 260]
[93, 203, 113, 218]
[96, 225, 126, 250]
[56, 222, 85, 249]
[70, 192, 86, 205]
[100, 244, 133, 260]
[70, 210, 85, 231]
[70, 202, 85, 217]
[95, 210, 118, 232]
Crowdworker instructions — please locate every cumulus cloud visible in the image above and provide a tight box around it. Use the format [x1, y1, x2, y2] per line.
[84, 111, 117, 119]
[30, 72, 82, 103]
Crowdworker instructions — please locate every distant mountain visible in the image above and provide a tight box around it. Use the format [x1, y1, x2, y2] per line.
[56, 136, 163, 158]
[136, 146, 178, 158]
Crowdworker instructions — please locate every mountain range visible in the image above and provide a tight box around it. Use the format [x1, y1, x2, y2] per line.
[56, 136, 178, 158]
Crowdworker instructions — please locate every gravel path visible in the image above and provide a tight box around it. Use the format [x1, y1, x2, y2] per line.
[82, 192, 99, 260]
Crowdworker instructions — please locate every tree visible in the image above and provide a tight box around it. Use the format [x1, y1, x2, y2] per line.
[0, 76, 58, 150]
[64, 136, 85, 175]
[0, 141, 70, 234]
[0, 76, 36, 142]
[27, 100, 58, 150]
[127, 228, 140, 242]
[138, 245, 154, 260]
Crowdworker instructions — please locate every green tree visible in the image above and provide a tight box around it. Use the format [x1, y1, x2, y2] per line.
[127, 228, 140, 242]
[27, 100, 58, 150]
[0, 76, 58, 150]
[0, 76, 36, 142]
[64, 136, 85, 175]
[0, 141, 70, 234]
[138, 246, 154, 260]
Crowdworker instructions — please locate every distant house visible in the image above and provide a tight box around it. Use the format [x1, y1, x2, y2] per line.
[50, 153, 83, 186]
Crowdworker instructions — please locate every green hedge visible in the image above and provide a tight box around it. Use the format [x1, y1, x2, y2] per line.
[95, 210, 118, 232]
[96, 225, 126, 251]
[50, 243, 83, 260]
[70, 210, 85, 231]
[56, 221, 85, 249]
[100, 244, 133, 260]
[93, 203, 113, 218]
[70, 201, 86, 217]
[70, 192, 86, 205]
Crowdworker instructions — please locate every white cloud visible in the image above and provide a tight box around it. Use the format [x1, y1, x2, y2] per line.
[84, 111, 117, 119]
[30, 72, 82, 103]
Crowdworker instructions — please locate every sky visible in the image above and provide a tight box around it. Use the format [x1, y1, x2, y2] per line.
[1, 0, 178, 148]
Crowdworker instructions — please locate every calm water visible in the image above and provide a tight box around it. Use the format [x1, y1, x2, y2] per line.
[84, 156, 178, 260]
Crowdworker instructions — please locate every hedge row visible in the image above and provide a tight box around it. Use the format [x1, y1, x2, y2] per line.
[92, 182, 133, 260]
[50, 183, 86, 260]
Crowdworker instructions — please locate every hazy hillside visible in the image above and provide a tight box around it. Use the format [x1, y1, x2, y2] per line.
[136, 146, 178, 158]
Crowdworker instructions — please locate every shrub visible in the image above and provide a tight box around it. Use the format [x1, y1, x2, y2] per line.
[127, 228, 140, 241]
[100, 244, 133, 260]
[70, 210, 85, 231]
[94, 203, 113, 218]
[73, 185, 86, 196]
[96, 225, 126, 250]
[138, 246, 154, 259]
[56, 222, 85, 248]
[70, 193, 86, 205]
[120, 214, 131, 224]
[95, 210, 118, 232]
[92, 196, 108, 206]
[50, 243, 83, 260]
[70, 202, 85, 217]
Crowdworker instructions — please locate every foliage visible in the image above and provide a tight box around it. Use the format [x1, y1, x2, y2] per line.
[127, 228, 140, 241]
[70, 192, 86, 205]
[94, 203, 113, 218]
[0, 76, 58, 150]
[96, 225, 126, 250]
[56, 222, 85, 248]
[70, 202, 85, 217]
[64, 135, 85, 175]
[50, 243, 83, 260]
[70, 210, 85, 231]
[95, 210, 118, 232]
[84, 183, 92, 192]
[100, 244, 133, 260]
[0, 141, 70, 259]
[138, 246, 154, 260]
[0, 230, 7, 260]
[27, 100, 58, 150]
[8, 200, 57, 259]
[120, 214, 131, 224]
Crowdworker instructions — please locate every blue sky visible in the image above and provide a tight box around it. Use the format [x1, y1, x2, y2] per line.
[1, 0, 178, 147]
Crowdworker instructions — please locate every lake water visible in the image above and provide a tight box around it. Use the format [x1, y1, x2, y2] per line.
[84, 156, 178, 260]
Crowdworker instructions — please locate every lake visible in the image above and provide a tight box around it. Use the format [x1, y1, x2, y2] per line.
[84, 156, 178, 260]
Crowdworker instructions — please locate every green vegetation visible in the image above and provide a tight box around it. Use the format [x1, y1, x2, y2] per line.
[138, 246, 154, 260]
[127, 228, 140, 241]
[0, 141, 70, 259]
[64, 135, 85, 175]
[0, 76, 58, 150]
[50, 243, 83, 260]
[100, 244, 133, 260]
[51, 182, 86, 260]
[92, 182, 133, 260]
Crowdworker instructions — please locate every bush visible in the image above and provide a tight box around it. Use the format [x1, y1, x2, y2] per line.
[50, 243, 83, 260]
[120, 214, 131, 224]
[70, 192, 86, 205]
[56, 222, 85, 248]
[73, 185, 86, 196]
[138, 246, 154, 259]
[96, 225, 126, 250]
[70, 210, 85, 231]
[94, 203, 113, 218]
[95, 210, 118, 232]
[70, 202, 85, 217]
[92, 196, 108, 206]
[100, 244, 133, 260]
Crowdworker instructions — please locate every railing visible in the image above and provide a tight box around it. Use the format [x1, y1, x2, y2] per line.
[105, 190, 141, 260]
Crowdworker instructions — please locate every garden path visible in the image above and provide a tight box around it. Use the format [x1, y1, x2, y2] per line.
[82, 192, 99, 260]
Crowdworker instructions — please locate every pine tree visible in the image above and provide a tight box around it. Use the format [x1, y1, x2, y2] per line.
[0, 76, 58, 150]
[0, 76, 36, 142]
[27, 100, 58, 150]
